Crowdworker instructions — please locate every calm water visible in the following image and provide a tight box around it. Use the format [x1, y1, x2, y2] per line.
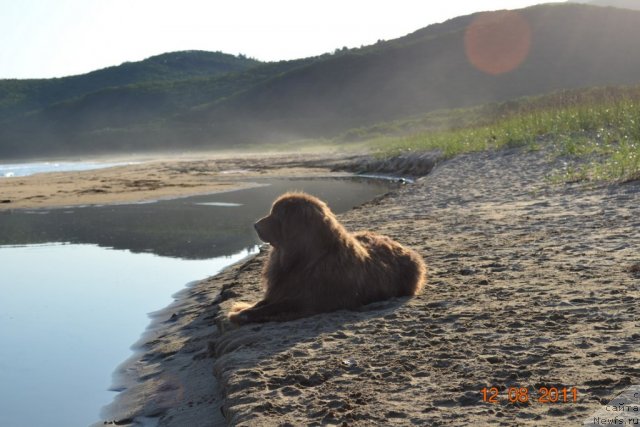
[0, 177, 397, 427]
[0, 161, 138, 177]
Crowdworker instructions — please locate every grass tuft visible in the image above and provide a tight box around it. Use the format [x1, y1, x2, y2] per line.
[361, 86, 640, 183]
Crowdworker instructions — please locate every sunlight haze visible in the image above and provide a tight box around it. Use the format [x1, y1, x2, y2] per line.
[1, 0, 547, 79]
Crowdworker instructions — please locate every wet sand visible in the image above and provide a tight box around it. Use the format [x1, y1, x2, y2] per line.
[0, 152, 351, 210]
[92, 146, 640, 426]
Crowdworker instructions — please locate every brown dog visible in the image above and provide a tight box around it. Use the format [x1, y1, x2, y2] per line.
[229, 192, 427, 324]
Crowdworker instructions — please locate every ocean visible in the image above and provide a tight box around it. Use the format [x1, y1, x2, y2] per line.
[0, 160, 138, 178]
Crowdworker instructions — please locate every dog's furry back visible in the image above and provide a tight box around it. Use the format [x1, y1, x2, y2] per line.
[229, 192, 427, 324]
[261, 193, 426, 315]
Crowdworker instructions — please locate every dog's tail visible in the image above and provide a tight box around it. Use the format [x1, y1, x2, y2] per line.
[399, 250, 428, 296]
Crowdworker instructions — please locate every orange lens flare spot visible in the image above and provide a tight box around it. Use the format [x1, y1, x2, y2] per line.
[464, 11, 532, 75]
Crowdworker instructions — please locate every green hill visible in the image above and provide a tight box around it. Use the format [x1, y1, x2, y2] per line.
[2, 3, 640, 158]
[190, 3, 640, 140]
[0, 51, 260, 120]
[572, 0, 640, 11]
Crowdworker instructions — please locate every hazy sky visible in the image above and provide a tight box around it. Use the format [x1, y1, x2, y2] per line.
[1, 1, 547, 79]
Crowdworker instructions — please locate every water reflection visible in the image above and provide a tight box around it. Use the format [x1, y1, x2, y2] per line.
[0, 244, 253, 427]
[0, 178, 397, 259]
[0, 176, 397, 427]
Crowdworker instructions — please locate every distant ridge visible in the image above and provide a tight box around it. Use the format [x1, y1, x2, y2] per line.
[0, 51, 260, 119]
[570, 0, 640, 11]
[2, 3, 640, 158]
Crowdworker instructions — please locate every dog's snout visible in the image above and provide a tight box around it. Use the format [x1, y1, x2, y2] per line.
[254, 216, 274, 244]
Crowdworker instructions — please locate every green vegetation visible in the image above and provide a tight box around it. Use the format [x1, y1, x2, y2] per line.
[3, 4, 640, 159]
[362, 86, 640, 183]
[0, 51, 261, 115]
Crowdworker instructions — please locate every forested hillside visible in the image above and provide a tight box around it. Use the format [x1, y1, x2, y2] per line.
[2, 3, 640, 158]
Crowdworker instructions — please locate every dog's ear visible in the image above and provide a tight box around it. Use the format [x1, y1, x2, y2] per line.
[315, 205, 345, 247]
[271, 193, 347, 251]
[278, 199, 313, 241]
[293, 199, 346, 249]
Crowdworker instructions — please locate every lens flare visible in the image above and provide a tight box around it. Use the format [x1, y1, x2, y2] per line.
[464, 11, 532, 76]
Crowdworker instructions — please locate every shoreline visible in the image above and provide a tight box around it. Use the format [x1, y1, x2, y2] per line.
[97, 249, 263, 427]
[95, 146, 639, 426]
[0, 152, 357, 211]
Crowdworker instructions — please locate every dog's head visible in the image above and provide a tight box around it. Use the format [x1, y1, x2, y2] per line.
[254, 192, 342, 250]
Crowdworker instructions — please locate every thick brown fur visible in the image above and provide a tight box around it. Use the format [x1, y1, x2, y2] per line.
[229, 192, 427, 324]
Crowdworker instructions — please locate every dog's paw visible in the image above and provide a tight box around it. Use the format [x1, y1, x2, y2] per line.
[230, 301, 253, 313]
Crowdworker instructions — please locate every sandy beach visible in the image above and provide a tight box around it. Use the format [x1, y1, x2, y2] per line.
[11, 148, 637, 426]
[0, 152, 353, 210]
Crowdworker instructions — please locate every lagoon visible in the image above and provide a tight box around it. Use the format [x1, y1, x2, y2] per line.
[0, 177, 397, 427]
